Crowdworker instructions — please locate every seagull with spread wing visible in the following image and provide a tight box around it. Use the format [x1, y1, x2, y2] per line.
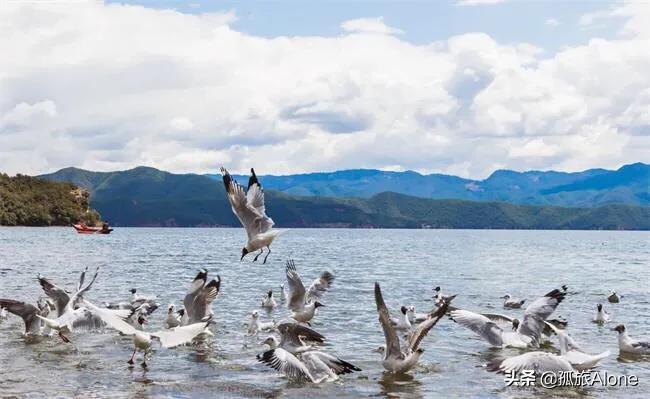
[221, 167, 281, 264]
[83, 301, 212, 368]
[374, 282, 451, 374]
[182, 269, 220, 325]
[449, 287, 567, 348]
[285, 259, 333, 324]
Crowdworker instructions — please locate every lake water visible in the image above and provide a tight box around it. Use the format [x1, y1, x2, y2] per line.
[0, 227, 648, 398]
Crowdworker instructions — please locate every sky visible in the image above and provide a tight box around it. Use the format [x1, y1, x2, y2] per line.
[0, 0, 648, 178]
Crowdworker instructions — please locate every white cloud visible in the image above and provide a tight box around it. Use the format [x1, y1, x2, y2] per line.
[0, 1, 648, 179]
[340, 17, 403, 35]
[545, 18, 559, 27]
[456, 0, 508, 6]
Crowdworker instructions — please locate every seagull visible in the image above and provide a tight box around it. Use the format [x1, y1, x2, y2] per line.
[488, 351, 576, 375]
[544, 322, 610, 370]
[501, 294, 525, 309]
[248, 310, 275, 334]
[164, 304, 183, 329]
[613, 324, 650, 355]
[279, 284, 287, 301]
[0, 306, 7, 320]
[261, 290, 278, 309]
[221, 167, 281, 264]
[36, 267, 100, 343]
[593, 304, 610, 324]
[406, 306, 429, 324]
[183, 269, 220, 325]
[83, 300, 212, 368]
[130, 288, 157, 306]
[390, 306, 412, 331]
[285, 260, 332, 324]
[0, 299, 43, 335]
[607, 291, 620, 303]
[374, 282, 451, 374]
[257, 345, 360, 383]
[450, 287, 566, 348]
[265, 322, 326, 354]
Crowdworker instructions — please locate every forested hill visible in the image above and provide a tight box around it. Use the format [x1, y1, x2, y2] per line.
[38, 167, 649, 230]
[0, 174, 101, 226]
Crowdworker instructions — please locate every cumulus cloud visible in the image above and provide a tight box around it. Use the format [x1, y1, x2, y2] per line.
[0, 1, 648, 179]
[340, 17, 403, 35]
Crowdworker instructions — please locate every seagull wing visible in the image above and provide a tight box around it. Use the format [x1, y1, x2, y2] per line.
[489, 351, 574, 374]
[82, 300, 137, 335]
[449, 309, 504, 346]
[221, 167, 265, 239]
[0, 299, 40, 333]
[305, 351, 361, 375]
[246, 168, 275, 233]
[408, 296, 453, 352]
[183, 269, 208, 321]
[306, 271, 335, 303]
[257, 348, 315, 382]
[187, 277, 220, 324]
[286, 260, 307, 311]
[37, 275, 71, 316]
[374, 282, 402, 358]
[519, 288, 566, 345]
[278, 322, 326, 344]
[153, 319, 211, 348]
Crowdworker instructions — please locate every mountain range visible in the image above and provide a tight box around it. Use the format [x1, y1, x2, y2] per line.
[206, 162, 649, 207]
[37, 164, 649, 230]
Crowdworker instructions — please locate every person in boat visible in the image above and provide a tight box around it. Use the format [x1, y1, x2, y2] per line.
[100, 222, 111, 233]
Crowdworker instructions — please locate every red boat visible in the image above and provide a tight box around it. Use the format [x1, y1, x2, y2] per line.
[73, 223, 113, 234]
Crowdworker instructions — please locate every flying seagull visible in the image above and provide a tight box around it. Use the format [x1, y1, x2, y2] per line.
[221, 167, 281, 264]
[374, 281, 451, 374]
[544, 322, 609, 370]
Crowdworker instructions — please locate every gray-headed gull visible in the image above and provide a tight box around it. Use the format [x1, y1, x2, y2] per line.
[221, 167, 282, 264]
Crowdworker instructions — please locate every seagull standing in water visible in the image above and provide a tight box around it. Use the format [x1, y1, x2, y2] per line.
[613, 324, 650, 355]
[374, 282, 451, 374]
[221, 167, 281, 264]
[501, 294, 525, 309]
[261, 290, 277, 309]
[593, 304, 610, 323]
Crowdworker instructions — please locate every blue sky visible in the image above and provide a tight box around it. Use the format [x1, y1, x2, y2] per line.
[1, 1, 648, 177]
[109, 0, 619, 51]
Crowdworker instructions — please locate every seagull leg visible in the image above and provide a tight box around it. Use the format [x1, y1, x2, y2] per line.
[127, 349, 136, 365]
[263, 246, 271, 264]
[253, 249, 263, 262]
[58, 331, 71, 344]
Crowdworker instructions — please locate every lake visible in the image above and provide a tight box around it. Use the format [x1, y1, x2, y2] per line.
[0, 227, 648, 398]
